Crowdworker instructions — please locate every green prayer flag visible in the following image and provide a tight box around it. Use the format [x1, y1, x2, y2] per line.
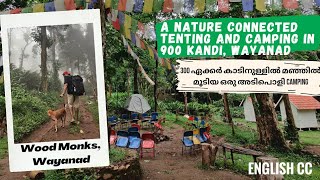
[153, 0, 164, 12]
[131, 18, 138, 33]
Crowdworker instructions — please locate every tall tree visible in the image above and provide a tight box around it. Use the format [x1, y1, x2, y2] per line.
[222, 93, 235, 135]
[19, 31, 32, 69]
[39, 26, 48, 92]
[255, 93, 289, 150]
[282, 94, 299, 143]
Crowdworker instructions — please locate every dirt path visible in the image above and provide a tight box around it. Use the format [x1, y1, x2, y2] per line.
[0, 100, 100, 179]
[140, 124, 252, 180]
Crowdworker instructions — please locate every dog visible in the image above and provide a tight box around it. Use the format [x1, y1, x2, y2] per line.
[47, 108, 66, 132]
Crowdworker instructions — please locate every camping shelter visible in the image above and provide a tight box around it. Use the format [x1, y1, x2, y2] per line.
[124, 94, 151, 114]
[279, 94, 320, 130]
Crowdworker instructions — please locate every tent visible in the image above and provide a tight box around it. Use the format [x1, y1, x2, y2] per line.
[124, 94, 151, 113]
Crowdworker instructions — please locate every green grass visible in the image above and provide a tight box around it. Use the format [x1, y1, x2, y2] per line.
[163, 113, 189, 129]
[299, 131, 320, 146]
[86, 101, 99, 124]
[0, 137, 8, 159]
[204, 119, 320, 179]
[210, 120, 258, 145]
[109, 147, 127, 164]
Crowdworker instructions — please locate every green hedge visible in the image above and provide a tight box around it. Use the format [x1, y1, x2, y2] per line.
[12, 85, 60, 142]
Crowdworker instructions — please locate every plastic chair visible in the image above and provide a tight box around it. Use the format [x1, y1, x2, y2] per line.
[110, 129, 117, 145]
[181, 131, 194, 155]
[108, 116, 117, 129]
[199, 128, 208, 142]
[131, 113, 138, 119]
[131, 123, 141, 131]
[192, 129, 201, 145]
[140, 132, 155, 158]
[120, 114, 129, 129]
[128, 127, 139, 132]
[128, 131, 141, 149]
[142, 113, 149, 118]
[116, 130, 129, 148]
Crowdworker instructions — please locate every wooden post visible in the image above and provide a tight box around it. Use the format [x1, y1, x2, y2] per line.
[210, 144, 218, 166]
[201, 143, 211, 167]
[223, 147, 227, 167]
[154, 13, 158, 112]
[256, 157, 284, 180]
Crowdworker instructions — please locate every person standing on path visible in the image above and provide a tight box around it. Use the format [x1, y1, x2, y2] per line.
[60, 71, 80, 123]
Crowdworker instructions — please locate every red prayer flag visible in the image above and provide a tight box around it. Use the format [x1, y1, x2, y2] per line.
[140, 40, 146, 49]
[218, 0, 229, 13]
[283, 0, 298, 9]
[64, 0, 76, 10]
[163, 0, 173, 12]
[10, 8, 22, 14]
[118, 0, 127, 11]
[138, 22, 145, 34]
[112, 18, 121, 30]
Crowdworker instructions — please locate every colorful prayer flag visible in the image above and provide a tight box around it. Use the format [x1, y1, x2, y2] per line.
[111, 0, 119, 9]
[140, 39, 146, 49]
[206, 0, 216, 12]
[54, 0, 66, 11]
[148, 46, 154, 59]
[10, 8, 22, 14]
[118, 0, 127, 11]
[126, 0, 135, 11]
[301, 0, 313, 13]
[153, 0, 164, 12]
[111, 9, 118, 21]
[143, 0, 154, 13]
[138, 22, 145, 34]
[65, 0, 77, 10]
[112, 18, 121, 30]
[131, 32, 137, 45]
[21, 7, 33, 13]
[131, 18, 138, 32]
[153, 49, 159, 61]
[75, 0, 86, 9]
[194, 0, 205, 13]
[122, 35, 128, 47]
[105, 0, 111, 8]
[172, 0, 184, 13]
[45, 2, 56, 12]
[124, 14, 132, 39]
[134, 0, 144, 12]
[135, 34, 141, 48]
[218, 0, 229, 13]
[242, 0, 253, 11]
[184, 0, 194, 14]
[316, 0, 320, 6]
[255, 0, 265, 11]
[163, 0, 173, 12]
[33, 3, 45, 12]
[283, 0, 298, 9]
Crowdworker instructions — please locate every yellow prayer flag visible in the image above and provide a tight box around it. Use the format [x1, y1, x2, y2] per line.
[255, 0, 266, 11]
[124, 15, 132, 40]
[148, 46, 154, 59]
[143, 0, 154, 13]
[166, 59, 172, 70]
[194, 0, 205, 13]
[105, 0, 111, 8]
[33, 3, 45, 12]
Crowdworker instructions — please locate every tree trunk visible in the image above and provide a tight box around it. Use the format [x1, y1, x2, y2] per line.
[250, 94, 267, 145]
[201, 143, 211, 167]
[255, 93, 289, 151]
[184, 92, 188, 114]
[39, 26, 48, 92]
[282, 94, 299, 143]
[133, 61, 138, 94]
[223, 93, 235, 135]
[127, 70, 130, 96]
[19, 42, 30, 69]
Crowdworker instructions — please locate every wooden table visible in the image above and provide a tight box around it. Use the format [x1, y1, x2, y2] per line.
[221, 143, 265, 167]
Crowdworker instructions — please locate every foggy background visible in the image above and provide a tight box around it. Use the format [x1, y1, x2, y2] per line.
[8, 23, 97, 96]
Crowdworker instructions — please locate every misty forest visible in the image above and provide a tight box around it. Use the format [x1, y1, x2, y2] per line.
[7, 24, 100, 142]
